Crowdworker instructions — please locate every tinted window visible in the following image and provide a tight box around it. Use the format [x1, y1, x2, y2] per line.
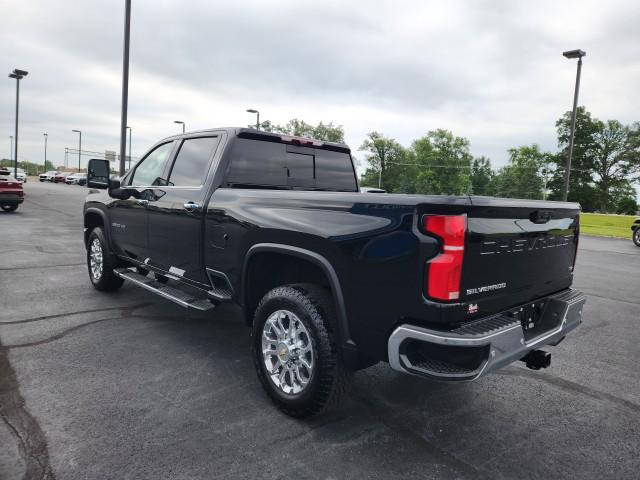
[225, 139, 287, 186]
[130, 142, 173, 186]
[168, 137, 220, 187]
[225, 138, 357, 191]
[315, 150, 357, 191]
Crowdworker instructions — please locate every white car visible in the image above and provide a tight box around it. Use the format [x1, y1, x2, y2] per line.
[65, 173, 87, 185]
[3, 168, 26, 182]
[39, 170, 59, 182]
[14, 168, 27, 182]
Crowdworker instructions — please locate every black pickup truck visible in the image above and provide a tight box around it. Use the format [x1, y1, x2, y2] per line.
[84, 128, 586, 417]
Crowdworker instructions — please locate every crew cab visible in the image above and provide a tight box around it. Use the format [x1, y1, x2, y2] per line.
[0, 168, 25, 212]
[83, 128, 586, 417]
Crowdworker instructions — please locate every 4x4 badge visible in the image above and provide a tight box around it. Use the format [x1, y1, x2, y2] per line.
[468, 304, 478, 314]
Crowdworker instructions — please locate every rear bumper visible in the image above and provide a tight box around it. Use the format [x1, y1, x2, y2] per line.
[0, 193, 24, 205]
[388, 289, 586, 381]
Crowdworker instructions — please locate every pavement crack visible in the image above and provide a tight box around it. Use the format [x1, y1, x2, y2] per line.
[0, 263, 85, 272]
[1, 303, 152, 350]
[1, 304, 150, 325]
[0, 335, 56, 480]
[497, 369, 640, 414]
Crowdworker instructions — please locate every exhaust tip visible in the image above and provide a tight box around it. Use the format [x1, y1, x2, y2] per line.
[520, 349, 551, 370]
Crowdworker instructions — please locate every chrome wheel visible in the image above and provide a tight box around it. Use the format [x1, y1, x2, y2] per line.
[634, 229, 640, 246]
[89, 238, 103, 281]
[262, 310, 314, 395]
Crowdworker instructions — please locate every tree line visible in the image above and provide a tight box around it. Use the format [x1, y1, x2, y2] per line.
[255, 108, 639, 214]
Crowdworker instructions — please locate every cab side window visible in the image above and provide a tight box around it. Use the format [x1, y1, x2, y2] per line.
[129, 142, 174, 186]
[167, 136, 220, 187]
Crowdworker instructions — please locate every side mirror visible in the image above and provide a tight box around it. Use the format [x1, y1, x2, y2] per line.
[87, 159, 110, 189]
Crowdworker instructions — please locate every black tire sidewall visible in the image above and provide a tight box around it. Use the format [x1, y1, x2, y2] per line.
[87, 227, 122, 290]
[633, 228, 640, 247]
[252, 286, 337, 411]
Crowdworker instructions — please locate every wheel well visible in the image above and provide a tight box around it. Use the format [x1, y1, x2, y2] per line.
[84, 211, 104, 246]
[244, 252, 333, 326]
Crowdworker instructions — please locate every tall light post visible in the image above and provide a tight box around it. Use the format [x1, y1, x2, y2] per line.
[8, 68, 28, 178]
[561, 49, 586, 202]
[174, 120, 185, 134]
[72, 129, 82, 172]
[119, 0, 132, 176]
[246, 109, 260, 130]
[126, 126, 132, 170]
[43, 133, 48, 171]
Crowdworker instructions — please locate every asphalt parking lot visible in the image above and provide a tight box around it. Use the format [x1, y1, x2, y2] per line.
[1, 180, 639, 480]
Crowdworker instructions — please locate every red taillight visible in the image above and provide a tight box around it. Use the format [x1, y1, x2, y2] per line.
[423, 215, 466, 301]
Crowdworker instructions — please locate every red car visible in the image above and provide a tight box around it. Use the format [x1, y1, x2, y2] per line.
[0, 168, 25, 212]
[53, 172, 72, 183]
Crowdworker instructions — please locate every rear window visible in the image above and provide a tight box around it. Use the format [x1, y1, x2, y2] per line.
[224, 138, 357, 191]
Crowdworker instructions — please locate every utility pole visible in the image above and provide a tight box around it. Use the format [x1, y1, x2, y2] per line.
[43, 133, 48, 170]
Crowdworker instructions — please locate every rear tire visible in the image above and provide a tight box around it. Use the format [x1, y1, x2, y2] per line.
[252, 284, 352, 418]
[1, 204, 17, 212]
[87, 227, 124, 291]
[633, 228, 640, 247]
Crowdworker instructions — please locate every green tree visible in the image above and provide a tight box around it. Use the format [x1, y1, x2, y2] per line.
[493, 145, 548, 199]
[411, 129, 471, 195]
[549, 107, 600, 205]
[550, 108, 640, 211]
[616, 196, 638, 215]
[358, 132, 408, 191]
[250, 118, 345, 143]
[588, 119, 640, 211]
[470, 156, 495, 195]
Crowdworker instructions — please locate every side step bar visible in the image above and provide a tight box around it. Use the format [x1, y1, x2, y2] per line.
[114, 268, 216, 311]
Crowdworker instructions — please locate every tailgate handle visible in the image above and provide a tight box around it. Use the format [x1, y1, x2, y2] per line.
[530, 210, 552, 224]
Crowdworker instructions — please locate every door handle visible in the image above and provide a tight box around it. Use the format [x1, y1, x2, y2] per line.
[183, 202, 201, 212]
[136, 199, 149, 207]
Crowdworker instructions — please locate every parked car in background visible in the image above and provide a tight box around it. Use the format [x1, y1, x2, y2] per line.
[632, 219, 640, 247]
[53, 172, 72, 183]
[13, 168, 27, 182]
[0, 168, 25, 211]
[66, 173, 87, 185]
[40, 170, 60, 182]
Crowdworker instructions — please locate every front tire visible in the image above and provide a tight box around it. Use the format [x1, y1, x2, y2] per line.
[252, 284, 352, 418]
[1, 204, 17, 212]
[87, 227, 124, 291]
[633, 228, 640, 247]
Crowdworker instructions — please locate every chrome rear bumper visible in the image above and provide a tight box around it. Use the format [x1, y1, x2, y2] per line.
[388, 289, 586, 381]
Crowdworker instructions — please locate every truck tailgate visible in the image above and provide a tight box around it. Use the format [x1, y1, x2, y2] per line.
[460, 197, 580, 313]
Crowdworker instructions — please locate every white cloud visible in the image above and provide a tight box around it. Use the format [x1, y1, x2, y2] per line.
[1, 0, 638, 185]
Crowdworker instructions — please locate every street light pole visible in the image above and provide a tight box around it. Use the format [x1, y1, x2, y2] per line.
[174, 120, 185, 134]
[126, 126, 132, 170]
[119, 0, 132, 176]
[43, 133, 48, 170]
[246, 109, 260, 130]
[72, 130, 82, 172]
[8, 69, 28, 178]
[562, 49, 586, 202]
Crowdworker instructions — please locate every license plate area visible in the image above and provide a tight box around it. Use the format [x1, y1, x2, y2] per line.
[507, 299, 563, 342]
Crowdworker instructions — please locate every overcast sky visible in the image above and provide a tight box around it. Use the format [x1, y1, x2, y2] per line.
[1, 0, 639, 173]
